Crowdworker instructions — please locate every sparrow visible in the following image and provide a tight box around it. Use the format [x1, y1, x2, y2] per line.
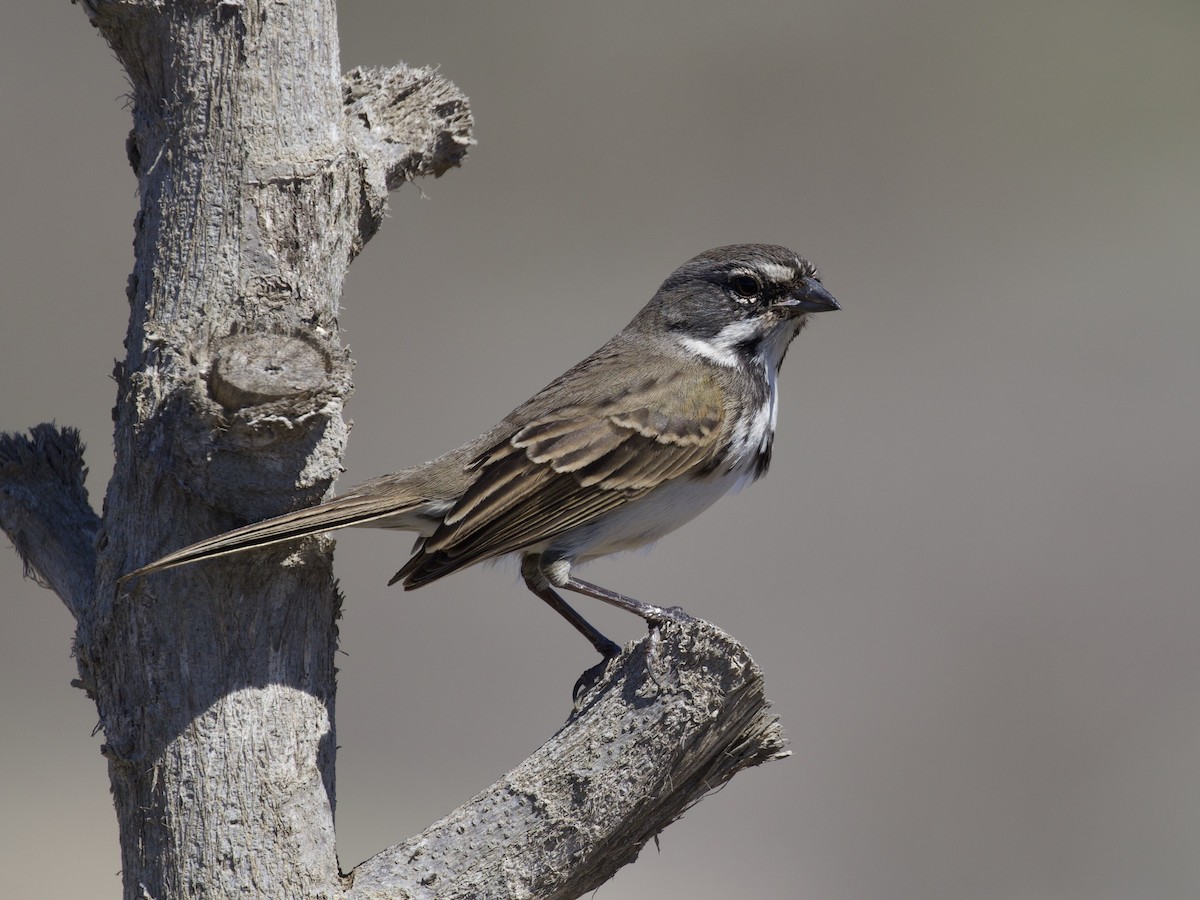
[124, 244, 839, 659]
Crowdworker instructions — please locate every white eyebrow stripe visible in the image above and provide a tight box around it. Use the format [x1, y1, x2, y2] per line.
[754, 261, 797, 283]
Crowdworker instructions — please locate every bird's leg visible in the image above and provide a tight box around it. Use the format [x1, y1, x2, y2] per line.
[557, 570, 696, 700]
[560, 574, 696, 627]
[520, 555, 622, 659]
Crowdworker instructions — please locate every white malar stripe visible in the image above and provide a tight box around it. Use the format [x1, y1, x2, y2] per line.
[678, 335, 738, 367]
[677, 318, 762, 368]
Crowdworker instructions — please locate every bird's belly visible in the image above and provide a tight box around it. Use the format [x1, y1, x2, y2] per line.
[538, 467, 753, 563]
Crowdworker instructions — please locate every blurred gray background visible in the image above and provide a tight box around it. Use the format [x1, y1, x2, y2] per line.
[3, 1, 1198, 898]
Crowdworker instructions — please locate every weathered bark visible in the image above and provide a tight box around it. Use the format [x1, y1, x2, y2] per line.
[0, 2, 785, 898]
[348, 621, 787, 900]
[83, 1, 360, 896]
[0, 425, 98, 620]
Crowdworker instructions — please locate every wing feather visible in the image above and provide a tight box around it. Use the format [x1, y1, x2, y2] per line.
[396, 368, 728, 587]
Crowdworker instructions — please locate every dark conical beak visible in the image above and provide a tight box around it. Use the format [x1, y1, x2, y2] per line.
[777, 276, 840, 314]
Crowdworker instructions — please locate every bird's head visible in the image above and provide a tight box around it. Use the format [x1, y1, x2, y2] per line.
[636, 243, 840, 367]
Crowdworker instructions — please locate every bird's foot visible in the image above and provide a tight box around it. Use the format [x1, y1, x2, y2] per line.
[573, 647, 620, 707]
[645, 604, 696, 627]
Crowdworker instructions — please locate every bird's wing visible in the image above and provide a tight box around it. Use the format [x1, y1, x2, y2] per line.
[394, 366, 728, 587]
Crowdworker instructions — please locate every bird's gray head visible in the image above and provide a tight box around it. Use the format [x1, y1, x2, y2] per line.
[633, 244, 839, 364]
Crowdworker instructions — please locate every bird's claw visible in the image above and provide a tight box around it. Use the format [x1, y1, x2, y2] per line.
[572, 647, 620, 707]
[646, 604, 696, 627]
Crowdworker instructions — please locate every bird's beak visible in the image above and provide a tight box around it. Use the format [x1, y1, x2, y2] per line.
[776, 277, 840, 314]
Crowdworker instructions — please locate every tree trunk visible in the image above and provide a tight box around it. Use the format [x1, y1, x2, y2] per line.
[0, 2, 783, 898]
[89, 1, 357, 896]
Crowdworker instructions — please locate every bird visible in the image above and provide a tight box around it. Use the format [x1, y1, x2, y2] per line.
[123, 244, 839, 660]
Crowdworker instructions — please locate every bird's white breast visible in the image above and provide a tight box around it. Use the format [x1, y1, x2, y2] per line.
[541, 464, 752, 563]
[544, 318, 795, 565]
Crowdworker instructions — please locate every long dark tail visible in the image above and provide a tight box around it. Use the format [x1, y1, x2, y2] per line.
[120, 491, 424, 582]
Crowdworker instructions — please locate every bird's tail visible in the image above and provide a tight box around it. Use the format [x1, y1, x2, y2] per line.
[120, 489, 427, 582]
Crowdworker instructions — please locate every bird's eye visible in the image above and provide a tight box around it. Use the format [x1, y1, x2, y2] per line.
[729, 273, 761, 300]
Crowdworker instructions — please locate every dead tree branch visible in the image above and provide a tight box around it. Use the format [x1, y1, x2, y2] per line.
[0, 424, 98, 620]
[349, 620, 787, 900]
